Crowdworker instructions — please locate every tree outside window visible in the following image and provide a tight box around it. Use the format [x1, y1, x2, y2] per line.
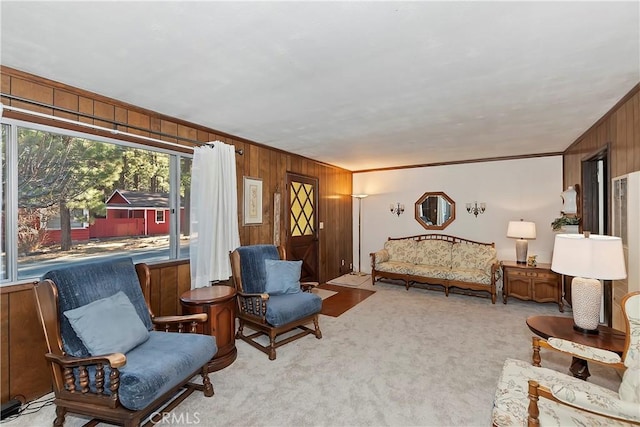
[1, 123, 191, 282]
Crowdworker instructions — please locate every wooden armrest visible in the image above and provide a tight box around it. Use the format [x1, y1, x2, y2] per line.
[236, 292, 268, 319]
[369, 249, 389, 267]
[45, 352, 126, 369]
[529, 381, 640, 425]
[532, 336, 625, 370]
[46, 352, 125, 401]
[238, 292, 269, 300]
[153, 313, 208, 324]
[551, 383, 640, 423]
[491, 262, 502, 280]
[153, 313, 208, 333]
[301, 282, 318, 292]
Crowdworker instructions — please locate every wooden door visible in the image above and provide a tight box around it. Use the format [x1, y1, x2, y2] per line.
[286, 173, 319, 282]
[580, 146, 612, 325]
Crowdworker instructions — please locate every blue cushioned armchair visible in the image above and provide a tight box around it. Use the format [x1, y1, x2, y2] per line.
[33, 258, 217, 427]
[229, 245, 322, 360]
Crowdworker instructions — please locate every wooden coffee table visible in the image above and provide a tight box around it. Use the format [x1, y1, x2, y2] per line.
[526, 315, 626, 380]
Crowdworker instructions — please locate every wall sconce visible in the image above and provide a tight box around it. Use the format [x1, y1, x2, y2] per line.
[390, 203, 405, 216]
[466, 201, 486, 217]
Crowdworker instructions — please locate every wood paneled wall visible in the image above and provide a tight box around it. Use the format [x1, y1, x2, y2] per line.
[562, 83, 639, 331]
[0, 284, 51, 403]
[563, 84, 639, 185]
[0, 66, 353, 282]
[0, 66, 353, 404]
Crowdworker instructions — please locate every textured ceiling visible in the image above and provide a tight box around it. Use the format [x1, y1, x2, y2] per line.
[1, 1, 638, 171]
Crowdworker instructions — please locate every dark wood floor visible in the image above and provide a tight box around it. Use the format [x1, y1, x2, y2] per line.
[317, 283, 375, 317]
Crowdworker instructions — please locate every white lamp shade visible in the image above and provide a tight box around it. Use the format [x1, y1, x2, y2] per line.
[551, 234, 627, 280]
[507, 221, 537, 239]
[351, 194, 368, 199]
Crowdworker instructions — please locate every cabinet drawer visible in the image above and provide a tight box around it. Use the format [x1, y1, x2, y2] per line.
[507, 270, 530, 278]
[507, 269, 556, 280]
[533, 272, 557, 280]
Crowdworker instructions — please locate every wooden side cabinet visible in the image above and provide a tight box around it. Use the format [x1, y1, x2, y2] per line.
[502, 261, 563, 312]
[180, 285, 238, 372]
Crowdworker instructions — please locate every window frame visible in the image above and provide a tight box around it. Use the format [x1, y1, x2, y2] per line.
[1, 117, 192, 285]
[155, 209, 166, 224]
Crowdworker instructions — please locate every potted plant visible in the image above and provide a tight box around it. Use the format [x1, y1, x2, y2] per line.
[551, 215, 580, 232]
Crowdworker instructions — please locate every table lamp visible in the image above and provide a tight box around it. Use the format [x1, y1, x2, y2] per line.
[551, 233, 626, 334]
[507, 220, 537, 264]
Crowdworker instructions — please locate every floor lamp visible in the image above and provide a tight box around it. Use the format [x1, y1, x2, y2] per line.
[351, 194, 368, 276]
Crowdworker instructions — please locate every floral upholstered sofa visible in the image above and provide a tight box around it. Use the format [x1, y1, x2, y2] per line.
[370, 234, 500, 303]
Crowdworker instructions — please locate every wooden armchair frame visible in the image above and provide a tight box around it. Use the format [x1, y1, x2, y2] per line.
[33, 263, 214, 427]
[523, 291, 640, 426]
[229, 246, 322, 360]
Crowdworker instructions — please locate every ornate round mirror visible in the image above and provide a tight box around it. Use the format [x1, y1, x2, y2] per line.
[415, 192, 456, 230]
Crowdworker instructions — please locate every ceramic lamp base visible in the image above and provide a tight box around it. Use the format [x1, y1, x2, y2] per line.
[571, 276, 601, 333]
[515, 239, 528, 264]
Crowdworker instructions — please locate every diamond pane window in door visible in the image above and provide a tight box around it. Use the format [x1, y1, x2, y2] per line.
[290, 182, 315, 237]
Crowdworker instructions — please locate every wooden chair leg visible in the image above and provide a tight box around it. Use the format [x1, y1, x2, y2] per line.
[268, 331, 277, 360]
[201, 367, 214, 397]
[54, 406, 66, 427]
[313, 316, 322, 339]
[236, 321, 244, 340]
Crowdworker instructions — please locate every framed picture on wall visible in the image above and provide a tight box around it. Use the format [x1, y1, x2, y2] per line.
[243, 176, 263, 225]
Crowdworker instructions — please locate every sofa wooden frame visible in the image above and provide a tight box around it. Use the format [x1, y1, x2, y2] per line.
[370, 234, 501, 303]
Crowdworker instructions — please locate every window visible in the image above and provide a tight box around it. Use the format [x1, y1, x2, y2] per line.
[156, 209, 165, 223]
[47, 208, 88, 229]
[1, 124, 8, 281]
[1, 119, 192, 284]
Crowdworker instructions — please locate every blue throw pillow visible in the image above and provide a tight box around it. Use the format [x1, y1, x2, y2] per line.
[63, 291, 150, 356]
[264, 259, 302, 295]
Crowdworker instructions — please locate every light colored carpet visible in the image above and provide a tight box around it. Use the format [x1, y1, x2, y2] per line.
[7, 281, 622, 427]
[311, 288, 338, 300]
[326, 273, 370, 287]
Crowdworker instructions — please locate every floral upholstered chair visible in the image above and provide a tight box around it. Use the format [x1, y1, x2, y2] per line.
[492, 291, 640, 426]
[229, 244, 322, 360]
[33, 258, 217, 427]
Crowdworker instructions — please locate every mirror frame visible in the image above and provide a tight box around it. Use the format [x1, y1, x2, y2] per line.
[414, 191, 456, 230]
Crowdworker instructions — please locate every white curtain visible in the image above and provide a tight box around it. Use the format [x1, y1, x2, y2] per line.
[190, 141, 241, 288]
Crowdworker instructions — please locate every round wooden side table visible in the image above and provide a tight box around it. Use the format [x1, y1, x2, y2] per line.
[526, 315, 625, 380]
[180, 285, 237, 372]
